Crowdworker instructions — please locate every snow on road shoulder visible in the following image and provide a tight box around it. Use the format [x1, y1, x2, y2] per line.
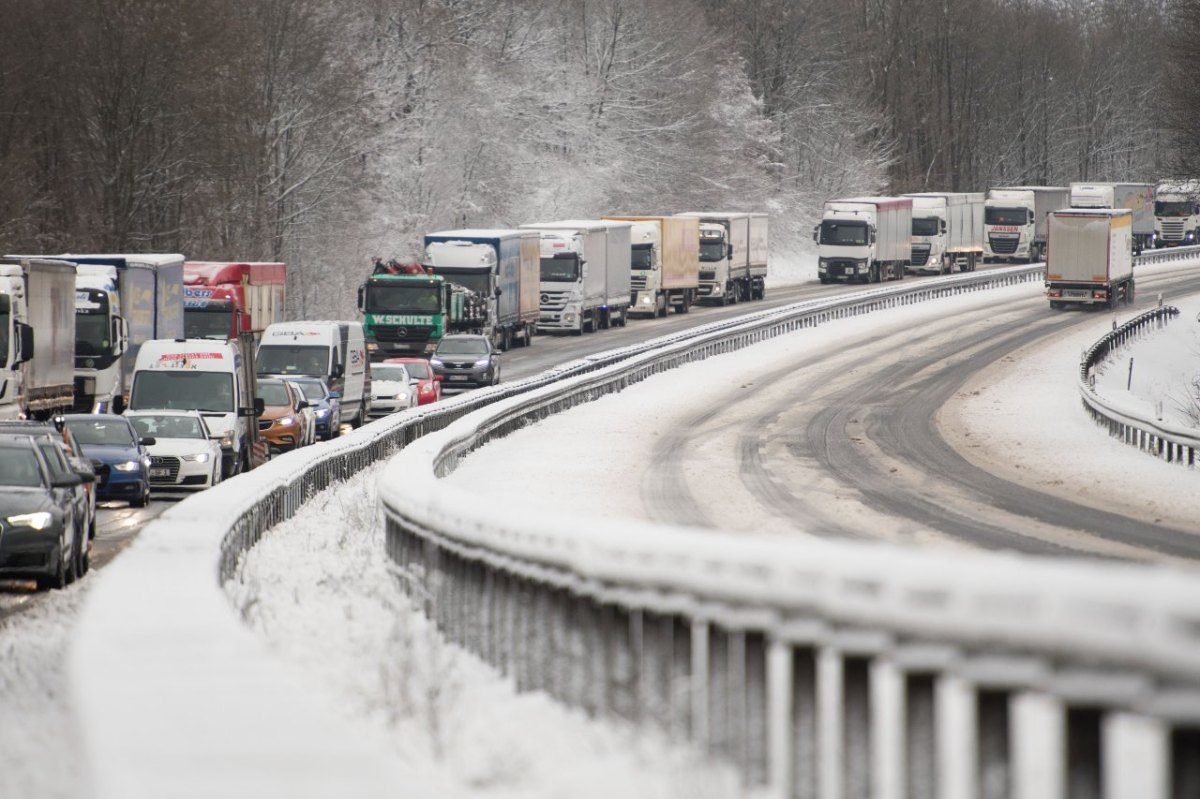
[229, 466, 742, 799]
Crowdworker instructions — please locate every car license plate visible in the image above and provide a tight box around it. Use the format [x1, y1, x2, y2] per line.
[149, 467, 170, 478]
[448, 375, 469, 382]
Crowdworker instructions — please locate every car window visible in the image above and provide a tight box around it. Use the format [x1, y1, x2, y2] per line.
[400, 361, 429, 379]
[373, 365, 410, 382]
[0, 447, 44, 487]
[36, 440, 73, 481]
[66, 418, 136, 446]
[290, 380, 325, 401]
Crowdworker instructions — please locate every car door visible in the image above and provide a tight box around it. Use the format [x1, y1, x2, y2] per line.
[36, 439, 87, 535]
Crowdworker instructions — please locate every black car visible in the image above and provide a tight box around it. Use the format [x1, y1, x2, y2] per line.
[0, 435, 93, 589]
[429, 334, 501, 389]
[0, 420, 96, 543]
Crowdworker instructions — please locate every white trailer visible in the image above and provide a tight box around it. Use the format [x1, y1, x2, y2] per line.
[983, 186, 1070, 264]
[814, 197, 911, 284]
[1153, 179, 1200, 247]
[1045, 209, 1135, 310]
[675, 212, 769, 304]
[0, 258, 77, 420]
[1069, 182, 1155, 253]
[901, 193, 984, 275]
[519, 219, 632, 333]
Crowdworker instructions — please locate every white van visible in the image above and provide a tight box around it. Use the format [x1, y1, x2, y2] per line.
[255, 321, 369, 428]
[128, 338, 262, 478]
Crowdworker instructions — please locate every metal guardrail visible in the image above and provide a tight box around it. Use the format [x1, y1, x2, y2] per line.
[1078, 304, 1199, 468]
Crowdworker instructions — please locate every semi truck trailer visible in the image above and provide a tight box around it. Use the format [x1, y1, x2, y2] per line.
[1045, 209, 1135, 310]
[674, 212, 768, 304]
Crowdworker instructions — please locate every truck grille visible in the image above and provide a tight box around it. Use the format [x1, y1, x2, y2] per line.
[631, 275, 647, 290]
[699, 270, 716, 281]
[149, 455, 180, 484]
[1160, 219, 1186, 240]
[373, 325, 434, 343]
[911, 244, 931, 266]
[988, 236, 1019, 255]
[539, 290, 571, 312]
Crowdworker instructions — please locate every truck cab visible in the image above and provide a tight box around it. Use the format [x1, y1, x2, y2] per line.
[907, 198, 948, 274]
[183, 262, 287, 342]
[0, 266, 35, 419]
[628, 221, 665, 316]
[1153, 180, 1200, 248]
[815, 198, 910, 284]
[983, 190, 1036, 262]
[697, 222, 734, 303]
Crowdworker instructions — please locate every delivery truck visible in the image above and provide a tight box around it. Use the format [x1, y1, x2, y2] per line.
[1069, 182, 1155, 253]
[602, 215, 700, 317]
[675, 212, 768, 304]
[982, 186, 1070, 264]
[0, 258, 76, 420]
[1045, 209, 1135, 310]
[183, 262, 286, 341]
[814, 197, 911, 284]
[519, 219, 633, 334]
[422, 230, 539, 350]
[901, 193, 984, 275]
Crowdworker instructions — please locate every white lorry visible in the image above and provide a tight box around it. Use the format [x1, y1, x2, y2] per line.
[603, 216, 700, 316]
[814, 197, 911, 284]
[982, 186, 1070, 264]
[1045, 209, 1135, 310]
[0, 259, 76, 420]
[1069, 182, 1155, 253]
[901, 193, 984, 275]
[256, 321, 370, 429]
[129, 338, 263, 478]
[674, 212, 769, 304]
[1153, 180, 1200, 248]
[518, 219, 632, 333]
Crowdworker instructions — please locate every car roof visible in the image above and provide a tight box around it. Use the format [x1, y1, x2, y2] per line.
[63, 413, 131, 423]
[125, 409, 203, 417]
[0, 434, 41, 450]
[438, 334, 486, 341]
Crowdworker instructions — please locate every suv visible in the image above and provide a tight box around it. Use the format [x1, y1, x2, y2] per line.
[429, 334, 501, 389]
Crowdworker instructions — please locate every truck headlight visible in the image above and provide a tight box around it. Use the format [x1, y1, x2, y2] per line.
[6, 511, 52, 530]
[221, 430, 235, 449]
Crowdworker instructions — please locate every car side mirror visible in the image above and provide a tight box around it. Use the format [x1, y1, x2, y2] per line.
[296, 400, 309, 410]
[356, 284, 365, 311]
[53, 474, 83, 488]
[139, 436, 156, 446]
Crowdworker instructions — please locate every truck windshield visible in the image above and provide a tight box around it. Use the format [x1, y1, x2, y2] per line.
[130, 371, 235, 413]
[631, 244, 653, 270]
[256, 344, 329, 376]
[1155, 200, 1193, 216]
[365, 283, 442, 313]
[912, 218, 940, 236]
[540, 256, 579, 282]
[0, 295, 9, 369]
[185, 308, 233, 340]
[699, 241, 726, 262]
[985, 207, 1027, 226]
[818, 221, 867, 246]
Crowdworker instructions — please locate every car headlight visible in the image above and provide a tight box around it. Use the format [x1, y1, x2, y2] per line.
[419, 384, 434, 395]
[430, 357, 444, 368]
[181, 452, 211, 463]
[6, 511, 52, 530]
[113, 460, 141, 472]
[393, 392, 410, 401]
[315, 408, 331, 418]
[278, 416, 295, 427]
[473, 359, 490, 368]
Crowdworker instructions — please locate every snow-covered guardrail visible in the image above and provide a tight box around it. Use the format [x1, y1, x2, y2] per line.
[1078, 304, 1199, 468]
[72, 260, 1168, 798]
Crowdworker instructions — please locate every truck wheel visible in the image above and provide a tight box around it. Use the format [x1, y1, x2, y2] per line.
[656, 298, 667, 318]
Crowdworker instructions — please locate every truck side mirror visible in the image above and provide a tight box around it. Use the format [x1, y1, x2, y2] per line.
[494, 286, 502, 298]
[1029, 210, 1036, 224]
[940, 220, 947, 233]
[114, 316, 128, 356]
[356, 284, 365, 311]
[16, 322, 33, 365]
[811, 226, 819, 243]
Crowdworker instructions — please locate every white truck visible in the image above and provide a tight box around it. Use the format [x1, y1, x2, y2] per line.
[518, 219, 632, 333]
[129, 338, 263, 478]
[1069, 182, 1155, 253]
[814, 197, 911, 284]
[0, 259, 76, 420]
[256, 321, 370, 429]
[674, 212, 769, 304]
[1045, 209, 1135, 310]
[603, 216, 700, 316]
[982, 186, 1070, 264]
[1153, 179, 1200, 248]
[901, 193, 984, 275]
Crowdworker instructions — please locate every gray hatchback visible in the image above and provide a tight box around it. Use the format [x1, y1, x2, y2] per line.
[429, 334, 501, 389]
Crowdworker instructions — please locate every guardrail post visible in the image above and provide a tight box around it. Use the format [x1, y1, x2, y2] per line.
[766, 638, 794, 799]
[817, 646, 842, 799]
[936, 673, 977, 799]
[1012, 691, 1065, 799]
[871, 657, 904, 799]
[1102, 712, 1167, 799]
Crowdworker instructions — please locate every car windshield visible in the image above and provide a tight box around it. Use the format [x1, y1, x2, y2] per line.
[436, 338, 488, 356]
[0, 447, 43, 487]
[372, 365, 410, 382]
[396, 361, 429, 379]
[130, 371, 235, 413]
[258, 382, 293, 406]
[256, 344, 328, 376]
[130, 415, 205, 440]
[65, 418, 135, 447]
[289, 380, 327, 401]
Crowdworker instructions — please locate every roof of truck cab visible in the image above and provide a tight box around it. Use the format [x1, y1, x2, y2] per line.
[830, 197, 913, 210]
[520, 220, 626, 231]
[184, 261, 286, 285]
[425, 229, 535, 240]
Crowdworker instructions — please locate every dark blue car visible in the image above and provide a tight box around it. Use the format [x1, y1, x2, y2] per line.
[62, 414, 153, 508]
[285, 378, 342, 441]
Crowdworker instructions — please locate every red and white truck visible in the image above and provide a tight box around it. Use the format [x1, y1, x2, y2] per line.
[1045, 209, 1135, 310]
[183, 262, 286, 342]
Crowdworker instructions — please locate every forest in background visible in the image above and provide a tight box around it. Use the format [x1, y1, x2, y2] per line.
[0, 0, 1187, 317]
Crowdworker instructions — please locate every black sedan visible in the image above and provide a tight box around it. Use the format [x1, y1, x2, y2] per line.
[0, 435, 92, 589]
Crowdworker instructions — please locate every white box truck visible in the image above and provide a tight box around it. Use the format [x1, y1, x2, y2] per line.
[1069, 182, 1155, 253]
[1045, 209, 1135, 310]
[1152, 179, 1200, 248]
[814, 197, 911, 284]
[675, 212, 769, 304]
[982, 187, 1070, 264]
[901, 193, 984, 275]
[603, 216, 700, 317]
[519, 219, 632, 333]
[0, 258, 76, 420]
